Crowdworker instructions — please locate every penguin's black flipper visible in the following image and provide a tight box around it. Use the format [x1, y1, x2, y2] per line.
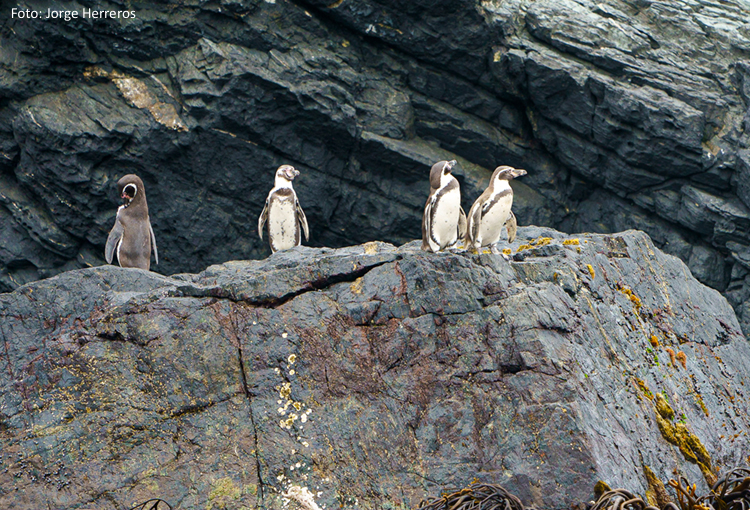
[149, 219, 158, 264]
[458, 206, 467, 240]
[258, 198, 269, 241]
[468, 201, 483, 245]
[105, 217, 124, 265]
[296, 198, 309, 242]
[421, 196, 433, 251]
[505, 211, 517, 244]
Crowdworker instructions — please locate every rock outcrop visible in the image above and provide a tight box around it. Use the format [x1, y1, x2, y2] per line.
[1, 227, 748, 510]
[2, 0, 750, 334]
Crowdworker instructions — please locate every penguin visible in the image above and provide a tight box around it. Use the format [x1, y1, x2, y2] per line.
[421, 159, 467, 252]
[258, 165, 309, 253]
[105, 174, 158, 270]
[465, 165, 527, 254]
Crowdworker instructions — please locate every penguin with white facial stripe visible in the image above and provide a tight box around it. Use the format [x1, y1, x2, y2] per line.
[421, 160, 467, 252]
[105, 174, 158, 270]
[465, 165, 527, 254]
[258, 164, 309, 253]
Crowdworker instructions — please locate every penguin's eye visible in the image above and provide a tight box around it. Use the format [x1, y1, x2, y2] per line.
[123, 184, 137, 198]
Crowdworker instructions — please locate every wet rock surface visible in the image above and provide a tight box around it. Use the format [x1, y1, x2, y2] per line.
[2, 1, 750, 334]
[1, 227, 749, 510]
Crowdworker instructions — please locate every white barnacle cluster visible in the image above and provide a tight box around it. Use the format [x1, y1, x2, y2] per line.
[272, 347, 331, 508]
[277, 460, 327, 509]
[276, 352, 313, 430]
[282, 484, 323, 510]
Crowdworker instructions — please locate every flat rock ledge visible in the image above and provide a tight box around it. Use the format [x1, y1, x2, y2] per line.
[1, 226, 749, 510]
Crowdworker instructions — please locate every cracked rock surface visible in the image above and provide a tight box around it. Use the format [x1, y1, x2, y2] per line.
[2, 0, 750, 335]
[1, 227, 749, 510]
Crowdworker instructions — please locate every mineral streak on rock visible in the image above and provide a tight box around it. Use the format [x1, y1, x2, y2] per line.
[2, 1, 750, 335]
[1, 227, 748, 510]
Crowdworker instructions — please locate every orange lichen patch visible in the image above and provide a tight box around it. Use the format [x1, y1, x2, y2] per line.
[676, 351, 687, 370]
[617, 284, 642, 312]
[516, 237, 553, 252]
[563, 239, 580, 245]
[502, 248, 511, 256]
[587, 264, 595, 279]
[665, 347, 676, 367]
[649, 335, 660, 348]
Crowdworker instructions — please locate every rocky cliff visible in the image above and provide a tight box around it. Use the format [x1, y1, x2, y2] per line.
[2, 0, 750, 334]
[1, 227, 748, 510]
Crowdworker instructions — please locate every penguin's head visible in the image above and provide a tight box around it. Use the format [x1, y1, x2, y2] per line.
[276, 165, 300, 183]
[492, 166, 527, 182]
[429, 160, 458, 189]
[117, 174, 146, 208]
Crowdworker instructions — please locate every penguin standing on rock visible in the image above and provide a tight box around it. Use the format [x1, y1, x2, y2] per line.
[258, 165, 309, 253]
[105, 174, 158, 270]
[421, 160, 467, 252]
[465, 165, 527, 254]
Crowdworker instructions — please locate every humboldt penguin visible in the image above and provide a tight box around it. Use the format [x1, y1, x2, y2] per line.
[258, 165, 309, 253]
[105, 174, 158, 270]
[421, 160, 467, 252]
[465, 165, 527, 254]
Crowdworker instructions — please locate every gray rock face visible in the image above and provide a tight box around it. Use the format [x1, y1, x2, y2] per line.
[2, 1, 750, 334]
[1, 228, 748, 510]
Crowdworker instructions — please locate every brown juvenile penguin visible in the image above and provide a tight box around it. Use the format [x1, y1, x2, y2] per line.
[105, 174, 158, 270]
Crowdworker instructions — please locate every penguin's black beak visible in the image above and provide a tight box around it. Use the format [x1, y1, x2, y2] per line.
[121, 184, 137, 204]
[444, 160, 457, 174]
[510, 168, 527, 179]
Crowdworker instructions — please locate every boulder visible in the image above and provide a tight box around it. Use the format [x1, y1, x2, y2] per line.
[1, 227, 748, 510]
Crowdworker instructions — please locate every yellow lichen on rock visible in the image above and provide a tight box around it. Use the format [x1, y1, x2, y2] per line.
[617, 284, 642, 312]
[635, 378, 654, 400]
[350, 277, 364, 295]
[516, 237, 553, 252]
[594, 480, 611, 499]
[563, 239, 580, 245]
[654, 394, 674, 420]
[208, 477, 242, 510]
[643, 465, 672, 508]
[363, 242, 379, 255]
[650, 394, 716, 485]
[586, 264, 595, 279]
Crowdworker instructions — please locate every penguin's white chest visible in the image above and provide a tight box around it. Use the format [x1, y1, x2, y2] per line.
[479, 193, 513, 246]
[431, 186, 461, 249]
[268, 197, 298, 252]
